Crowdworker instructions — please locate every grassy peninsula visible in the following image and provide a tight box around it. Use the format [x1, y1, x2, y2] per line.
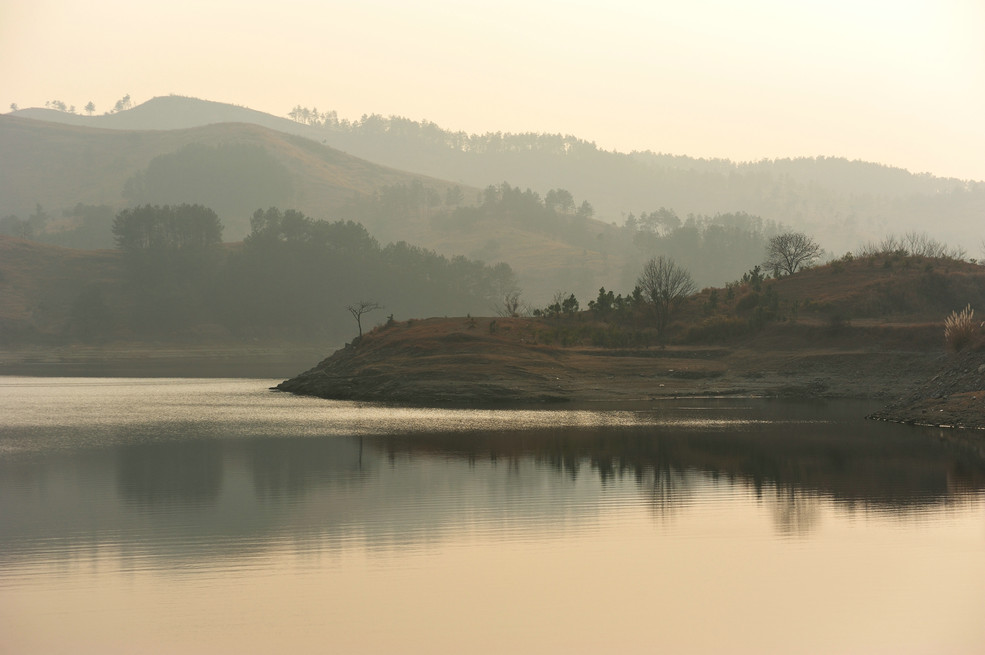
[278, 253, 985, 414]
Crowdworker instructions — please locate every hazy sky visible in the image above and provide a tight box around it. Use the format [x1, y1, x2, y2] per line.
[2, 0, 984, 180]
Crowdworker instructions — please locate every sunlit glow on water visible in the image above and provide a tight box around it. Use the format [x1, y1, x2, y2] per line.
[0, 377, 792, 455]
[1, 377, 984, 653]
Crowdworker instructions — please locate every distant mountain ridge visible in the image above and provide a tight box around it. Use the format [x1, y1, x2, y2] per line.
[12, 95, 984, 254]
[0, 114, 453, 238]
[12, 96, 296, 133]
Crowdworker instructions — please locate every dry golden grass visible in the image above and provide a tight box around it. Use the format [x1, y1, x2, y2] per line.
[682, 254, 985, 327]
[944, 304, 984, 351]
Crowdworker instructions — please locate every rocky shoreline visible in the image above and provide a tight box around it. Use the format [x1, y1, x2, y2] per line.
[867, 350, 985, 430]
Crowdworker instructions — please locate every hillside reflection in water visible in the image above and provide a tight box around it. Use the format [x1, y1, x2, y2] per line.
[1, 377, 983, 653]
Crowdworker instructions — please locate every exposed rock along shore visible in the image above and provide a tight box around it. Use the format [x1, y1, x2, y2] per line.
[867, 350, 985, 430]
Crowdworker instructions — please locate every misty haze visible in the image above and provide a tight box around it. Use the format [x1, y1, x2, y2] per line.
[2, 1, 985, 652]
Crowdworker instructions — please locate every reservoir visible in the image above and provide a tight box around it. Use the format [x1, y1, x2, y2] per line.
[1, 377, 983, 653]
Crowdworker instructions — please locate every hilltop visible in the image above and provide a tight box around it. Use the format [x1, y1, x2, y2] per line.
[278, 254, 985, 406]
[12, 96, 294, 132]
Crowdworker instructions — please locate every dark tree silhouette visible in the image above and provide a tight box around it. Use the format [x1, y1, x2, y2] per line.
[765, 232, 822, 276]
[347, 301, 382, 338]
[112, 204, 222, 253]
[637, 256, 695, 335]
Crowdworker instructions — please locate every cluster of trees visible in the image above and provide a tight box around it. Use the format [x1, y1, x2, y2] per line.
[0, 204, 50, 240]
[528, 229, 828, 346]
[107, 204, 517, 339]
[109, 204, 224, 330]
[335, 180, 607, 269]
[538, 256, 695, 336]
[344, 180, 593, 235]
[286, 106, 601, 157]
[340, 180, 447, 236]
[436, 182, 597, 245]
[624, 210, 781, 288]
[113, 204, 222, 253]
[11, 94, 132, 116]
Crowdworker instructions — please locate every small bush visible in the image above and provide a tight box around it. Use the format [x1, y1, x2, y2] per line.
[944, 304, 982, 351]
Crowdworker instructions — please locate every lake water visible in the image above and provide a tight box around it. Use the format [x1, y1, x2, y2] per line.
[1, 377, 984, 654]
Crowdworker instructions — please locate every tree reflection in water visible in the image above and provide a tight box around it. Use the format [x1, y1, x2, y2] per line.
[636, 467, 695, 522]
[767, 487, 822, 537]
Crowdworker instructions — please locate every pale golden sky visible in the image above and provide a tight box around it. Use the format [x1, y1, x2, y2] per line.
[2, 0, 983, 180]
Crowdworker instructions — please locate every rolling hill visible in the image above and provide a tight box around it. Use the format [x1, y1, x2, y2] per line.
[0, 115, 623, 301]
[13, 95, 985, 256]
[0, 115, 452, 237]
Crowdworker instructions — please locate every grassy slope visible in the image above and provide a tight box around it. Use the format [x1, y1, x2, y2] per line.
[278, 256, 985, 404]
[0, 116, 434, 220]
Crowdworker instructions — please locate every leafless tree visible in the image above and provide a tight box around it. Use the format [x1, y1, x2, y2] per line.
[637, 256, 695, 335]
[764, 232, 823, 276]
[346, 301, 382, 338]
[497, 290, 524, 317]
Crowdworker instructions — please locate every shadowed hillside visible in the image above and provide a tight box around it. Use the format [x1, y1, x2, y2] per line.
[0, 236, 125, 342]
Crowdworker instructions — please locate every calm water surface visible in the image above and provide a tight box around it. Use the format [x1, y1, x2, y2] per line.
[1, 377, 984, 654]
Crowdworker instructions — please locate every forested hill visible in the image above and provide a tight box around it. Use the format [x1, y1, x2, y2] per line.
[13, 95, 985, 254]
[0, 210, 518, 345]
[0, 115, 620, 301]
[0, 114, 460, 240]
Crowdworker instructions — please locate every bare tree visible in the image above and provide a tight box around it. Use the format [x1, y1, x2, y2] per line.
[765, 232, 823, 276]
[497, 291, 524, 318]
[637, 256, 695, 335]
[346, 301, 382, 338]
